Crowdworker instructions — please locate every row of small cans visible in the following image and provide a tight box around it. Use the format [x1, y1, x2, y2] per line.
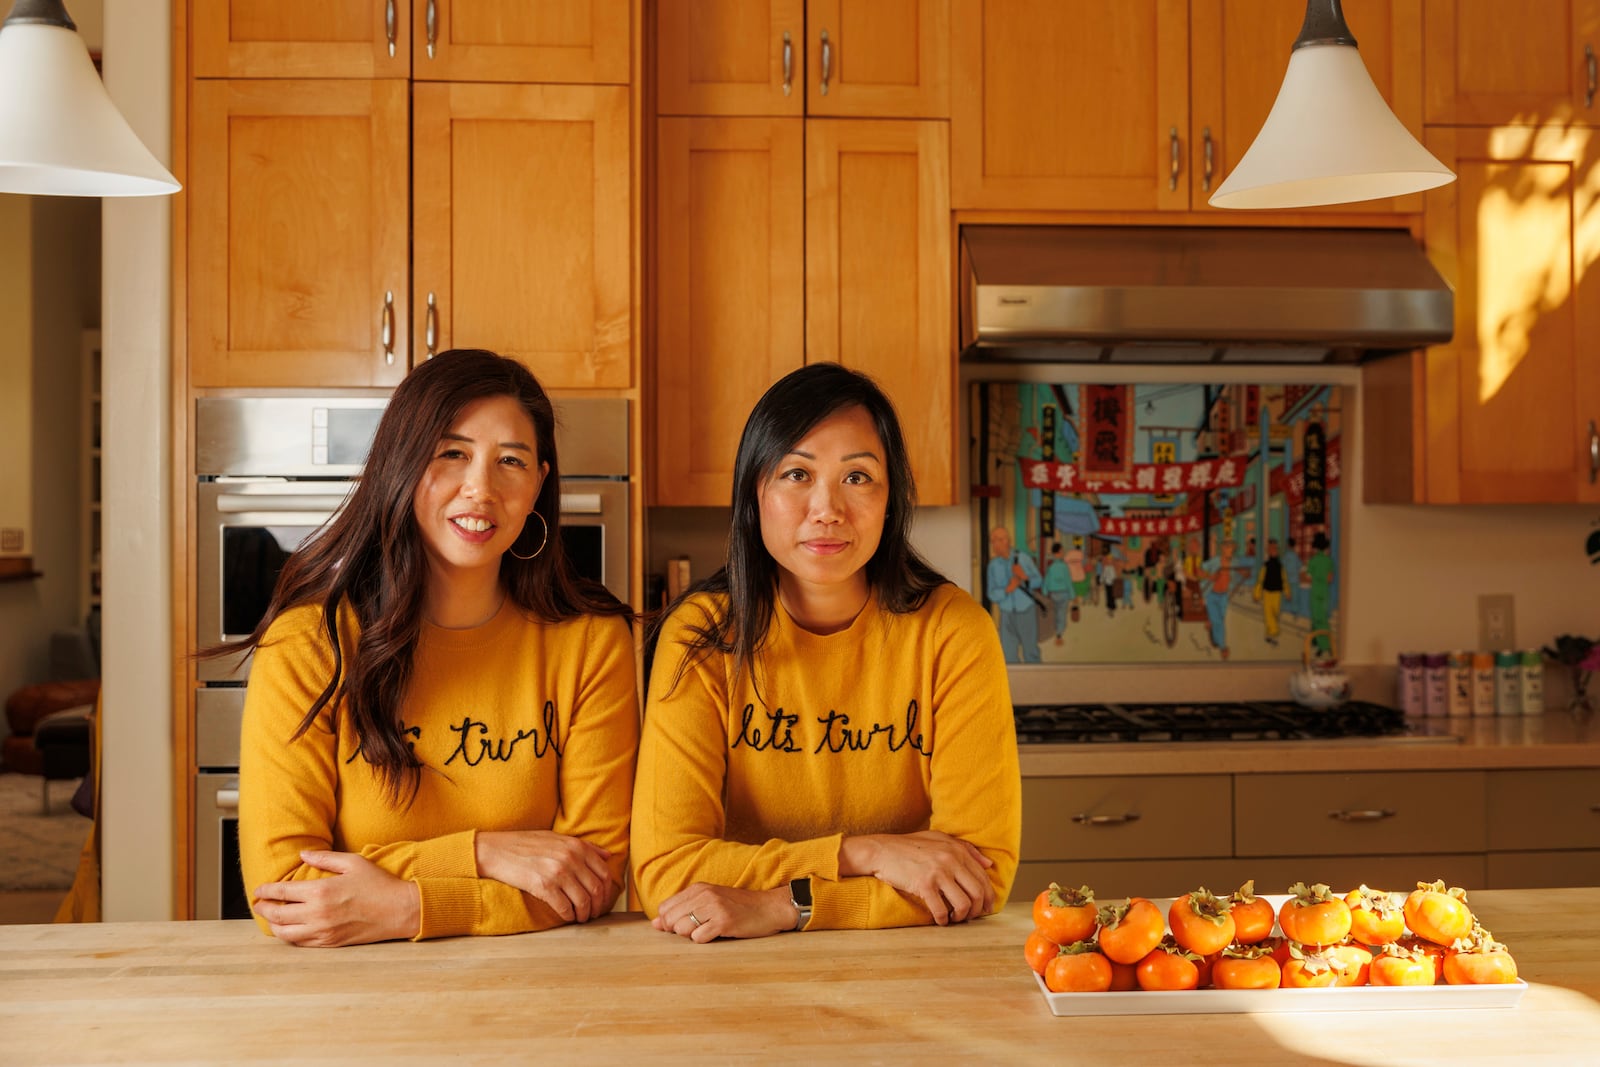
[1396, 650, 1544, 718]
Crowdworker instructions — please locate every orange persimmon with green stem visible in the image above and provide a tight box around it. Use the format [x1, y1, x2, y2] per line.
[1135, 938, 1202, 991]
[1024, 928, 1060, 975]
[1370, 942, 1437, 986]
[1345, 885, 1405, 946]
[1168, 887, 1235, 956]
[1097, 897, 1165, 965]
[1043, 940, 1114, 993]
[1405, 880, 1475, 947]
[1211, 943, 1282, 990]
[1033, 883, 1098, 946]
[1229, 880, 1277, 945]
[1443, 924, 1519, 985]
[1278, 882, 1352, 946]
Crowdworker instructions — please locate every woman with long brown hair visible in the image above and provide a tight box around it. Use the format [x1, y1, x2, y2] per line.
[215, 349, 637, 946]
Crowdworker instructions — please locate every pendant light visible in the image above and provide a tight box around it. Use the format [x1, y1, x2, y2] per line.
[1208, 0, 1452, 209]
[0, 0, 180, 196]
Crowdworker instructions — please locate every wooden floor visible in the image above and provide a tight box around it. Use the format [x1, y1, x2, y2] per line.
[0, 890, 64, 925]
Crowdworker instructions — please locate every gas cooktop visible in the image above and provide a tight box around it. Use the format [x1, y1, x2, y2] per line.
[1012, 700, 1414, 744]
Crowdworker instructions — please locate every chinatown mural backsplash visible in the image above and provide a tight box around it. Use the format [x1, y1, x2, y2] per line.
[972, 381, 1343, 666]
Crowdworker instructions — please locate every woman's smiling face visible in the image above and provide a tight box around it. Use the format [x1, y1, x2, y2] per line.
[758, 404, 888, 602]
[411, 394, 547, 581]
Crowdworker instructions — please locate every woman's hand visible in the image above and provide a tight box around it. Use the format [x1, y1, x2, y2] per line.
[839, 830, 996, 925]
[475, 830, 615, 924]
[652, 883, 797, 943]
[252, 850, 420, 947]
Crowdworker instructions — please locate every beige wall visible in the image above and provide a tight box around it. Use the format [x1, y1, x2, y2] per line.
[0, 196, 32, 562]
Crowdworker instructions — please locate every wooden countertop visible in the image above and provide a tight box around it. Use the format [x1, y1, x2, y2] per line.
[1020, 710, 1600, 777]
[4, 890, 1599, 1064]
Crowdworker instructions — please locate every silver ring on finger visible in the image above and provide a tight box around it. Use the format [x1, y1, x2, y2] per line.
[689, 912, 703, 927]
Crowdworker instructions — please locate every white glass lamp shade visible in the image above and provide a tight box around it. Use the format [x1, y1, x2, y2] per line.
[1208, 43, 1452, 210]
[0, 21, 180, 196]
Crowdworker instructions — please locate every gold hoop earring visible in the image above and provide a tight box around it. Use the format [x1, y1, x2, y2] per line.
[509, 510, 548, 561]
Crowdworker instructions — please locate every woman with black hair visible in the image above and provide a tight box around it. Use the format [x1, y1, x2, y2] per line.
[216, 350, 637, 946]
[632, 363, 1021, 941]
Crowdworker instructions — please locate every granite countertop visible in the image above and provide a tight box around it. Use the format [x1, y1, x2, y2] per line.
[1018, 710, 1600, 777]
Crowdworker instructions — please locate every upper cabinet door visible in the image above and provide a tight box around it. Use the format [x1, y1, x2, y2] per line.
[413, 0, 630, 83]
[804, 0, 951, 118]
[658, 0, 807, 115]
[189, 80, 411, 388]
[951, 0, 1190, 210]
[193, 0, 411, 78]
[413, 83, 632, 389]
[1425, 0, 1600, 125]
[1190, 0, 1424, 214]
[806, 120, 955, 504]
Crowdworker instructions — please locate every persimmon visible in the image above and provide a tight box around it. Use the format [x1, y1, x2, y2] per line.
[1405, 880, 1474, 947]
[1212, 943, 1282, 990]
[1107, 959, 1139, 991]
[1044, 940, 1114, 993]
[1443, 925, 1519, 985]
[1370, 943, 1437, 986]
[1345, 885, 1405, 947]
[1169, 887, 1235, 956]
[1135, 938, 1201, 991]
[1278, 882, 1352, 946]
[1024, 928, 1060, 975]
[1193, 951, 1220, 990]
[1397, 936, 1446, 983]
[1279, 942, 1339, 988]
[1033, 883, 1098, 946]
[1325, 942, 1373, 987]
[1097, 897, 1165, 965]
[1229, 880, 1277, 945]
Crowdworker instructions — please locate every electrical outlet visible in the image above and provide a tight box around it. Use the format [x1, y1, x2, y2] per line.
[1478, 593, 1515, 651]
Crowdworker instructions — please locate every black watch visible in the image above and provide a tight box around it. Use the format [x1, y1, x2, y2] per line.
[788, 877, 812, 931]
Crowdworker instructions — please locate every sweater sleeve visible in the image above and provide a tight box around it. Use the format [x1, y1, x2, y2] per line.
[630, 600, 845, 916]
[808, 591, 1022, 931]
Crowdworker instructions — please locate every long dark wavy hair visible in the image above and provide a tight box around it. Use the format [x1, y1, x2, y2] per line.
[203, 349, 628, 803]
[646, 362, 946, 698]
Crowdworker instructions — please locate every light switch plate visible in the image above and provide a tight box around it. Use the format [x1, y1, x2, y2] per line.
[0, 528, 22, 552]
[1478, 593, 1515, 651]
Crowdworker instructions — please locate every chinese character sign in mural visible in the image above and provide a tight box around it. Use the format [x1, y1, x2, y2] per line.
[970, 381, 1343, 666]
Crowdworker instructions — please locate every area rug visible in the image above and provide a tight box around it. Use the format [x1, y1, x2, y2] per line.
[0, 772, 90, 891]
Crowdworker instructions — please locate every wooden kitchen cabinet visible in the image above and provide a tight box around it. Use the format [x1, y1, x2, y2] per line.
[189, 80, 630, 391]
[656, 0, 949, 118]
[1484, 768, 1600, 886]
[1234, 770, 1488, 856]
[188, 80, 412, 389]
[193, 0, 629, 83]
[951, 0, 1422, 213]
[1021, 774, 1233, 861]
[1372, 126, 1600, 503]
[1424, 0, 1600, 127]
[652, 116, 955, 505]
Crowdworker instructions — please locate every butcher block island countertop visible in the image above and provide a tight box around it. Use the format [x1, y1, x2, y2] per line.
[4, 890, 1600, 1065]
[1019, 711, 1600, 777]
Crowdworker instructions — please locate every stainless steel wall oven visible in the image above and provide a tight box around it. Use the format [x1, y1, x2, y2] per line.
[190, 394, 630, 920]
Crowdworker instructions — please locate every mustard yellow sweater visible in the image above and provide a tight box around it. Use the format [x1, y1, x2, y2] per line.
[239, 599, 638, 939]
[631, 583, 1021, 929]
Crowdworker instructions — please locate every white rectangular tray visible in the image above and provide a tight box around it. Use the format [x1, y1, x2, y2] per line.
[1034, 971, 1527, 1016]
[1033, 893, 1526, 1016]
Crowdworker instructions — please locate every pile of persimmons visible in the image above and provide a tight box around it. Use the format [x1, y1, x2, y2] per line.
[1024, 880, 1520, 993]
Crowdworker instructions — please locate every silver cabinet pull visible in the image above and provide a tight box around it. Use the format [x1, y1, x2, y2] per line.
[782, 31, 793, 96]
[381, 290, 395, 365]
[425, 292, 438, 359]
[385, 0, 396, 58]
[1071, 811, 1141, 826]
[1202, 126, 1214, 192]
[426, 0, 438, 59]
[820, 29, 831, 96]
[1587, 44, 1597, 108]
[1590, 419, 1599, 483]
[1168, 126, 1180, 191]
[1328, 808, 1396, 822]
[216, 788, 240, 811]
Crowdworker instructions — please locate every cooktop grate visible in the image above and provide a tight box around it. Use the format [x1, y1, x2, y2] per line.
[1012, 700, 1410, 744]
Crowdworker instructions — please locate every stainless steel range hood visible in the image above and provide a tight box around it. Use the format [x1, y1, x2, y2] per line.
[960, 225, 1453, 364]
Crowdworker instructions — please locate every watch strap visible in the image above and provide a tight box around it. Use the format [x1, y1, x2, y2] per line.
[788, 877, 813, 931]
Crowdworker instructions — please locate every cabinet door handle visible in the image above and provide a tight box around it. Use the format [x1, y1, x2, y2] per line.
[385, 0, 396, 58]
[1587, 44, 1596, 108]
[1072, 811, 1141, 826]
[1202, 126, 1214, 193]
[1589, 803, 1600, 813]
[216, 788, 240, 811]
[782, 31, 793, 96]
[426, 0, 438, 60]
[425, 292, 438, 359]
[820, 29, 832, 96]
[1328, 808, 1396, 822]
[1589, 418, 1599, 483]
[381, 290, 395, 365]
[1169, 127, 1180, 191]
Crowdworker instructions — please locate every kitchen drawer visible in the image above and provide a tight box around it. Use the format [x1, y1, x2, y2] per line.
[1235, 771, 1487, 857]
[1486, 850, 1600, 889]
[1487, 769, 1600, 851]
[1022, 775, 1231, 862]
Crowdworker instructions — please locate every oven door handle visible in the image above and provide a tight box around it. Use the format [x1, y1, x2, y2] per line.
[215, 787, 240, 811]
[215, 493, 347, 514]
